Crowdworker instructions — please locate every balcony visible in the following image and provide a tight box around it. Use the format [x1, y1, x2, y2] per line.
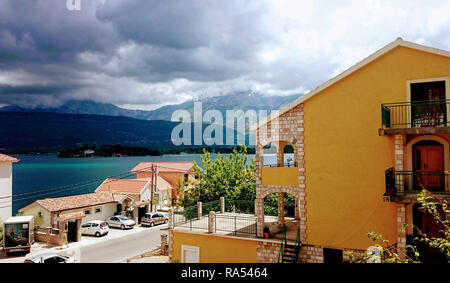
[379, 100, 450, 136]
[384, 167, 450, 202]
[261, 163, 299, 186]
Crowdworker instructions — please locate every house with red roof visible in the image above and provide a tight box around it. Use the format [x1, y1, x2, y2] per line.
[130, 161, 196, 206]
[0, 153, 19, 222]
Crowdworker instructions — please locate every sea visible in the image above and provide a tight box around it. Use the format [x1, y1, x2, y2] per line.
[10, 153, 291, 214]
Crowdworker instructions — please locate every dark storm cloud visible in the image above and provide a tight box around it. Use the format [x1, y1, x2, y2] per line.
[0, 0, 449, 110]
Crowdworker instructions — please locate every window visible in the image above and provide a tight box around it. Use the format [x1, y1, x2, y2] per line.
[84, 209, 91, 215]
[182, 245, 200, 263]
[95, 207, 102, 214]
[81, 223, 91, 228]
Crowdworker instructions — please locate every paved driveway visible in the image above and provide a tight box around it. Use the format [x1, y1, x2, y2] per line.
[0, 224, 168, 263]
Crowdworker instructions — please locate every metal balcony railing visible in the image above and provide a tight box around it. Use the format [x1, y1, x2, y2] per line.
[381, 99, 449, 128]
[385, 167, 448, 196]
[264, 162, 297, 168]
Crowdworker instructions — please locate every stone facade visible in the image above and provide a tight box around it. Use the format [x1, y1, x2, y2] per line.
[256, 241, 281, 263]
[394, 135, 405, 192]
[255, 104, 306, 242]
[160, 234, 169, 256]
[35, 228, 63, 246]
[397, 203, 407, 259]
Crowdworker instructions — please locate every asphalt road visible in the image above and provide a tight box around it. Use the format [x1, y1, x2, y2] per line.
[0, 224, 167, 263]
[79, 225, 166, 263]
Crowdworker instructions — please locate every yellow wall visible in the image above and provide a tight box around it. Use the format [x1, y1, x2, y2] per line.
[172, 231, 257, 263]
[303, 46, 450, 250]
[261, 167, 299, 186]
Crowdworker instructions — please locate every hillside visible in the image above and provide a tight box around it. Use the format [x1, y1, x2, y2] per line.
[0, 112, 249, 153]
[0, 92, 301, 122]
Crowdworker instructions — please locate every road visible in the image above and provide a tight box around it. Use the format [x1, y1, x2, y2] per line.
[0, 224, 167, 263]
[79, 225, 166, 263]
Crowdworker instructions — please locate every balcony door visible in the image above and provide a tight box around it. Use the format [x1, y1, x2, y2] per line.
[412, 140, 444, 191]
[410, 80, 447, 127]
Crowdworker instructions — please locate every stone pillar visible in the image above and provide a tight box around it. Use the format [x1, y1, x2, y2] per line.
[220, 197, 225, 213]
[160, 234, 168, 256]
[256, 198, 264, 238]
[397, 203, 407, 260]
[197, 202, 202, 220]
[134, 209, 139, 224]
[394, 135, 404, 192]
[295, 196, 300, 220]
[168, 208, 174, 229]
[58, 221, 65, 246]
[277, 192, 285, 226]
[208, 211, 215, 233]
[76, 219, 82, 242]
[277, 141, 287, 166]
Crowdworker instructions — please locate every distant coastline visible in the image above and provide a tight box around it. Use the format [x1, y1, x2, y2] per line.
[56, 144, 256, 158]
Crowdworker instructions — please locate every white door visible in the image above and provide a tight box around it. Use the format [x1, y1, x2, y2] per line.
[182, 246, 200, 263]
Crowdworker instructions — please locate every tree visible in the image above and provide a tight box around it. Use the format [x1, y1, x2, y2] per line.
[349, 189, 449, 263]
[176, 145, 256, 207]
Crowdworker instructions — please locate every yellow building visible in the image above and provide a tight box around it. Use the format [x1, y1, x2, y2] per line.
[168, 38, 450, 263]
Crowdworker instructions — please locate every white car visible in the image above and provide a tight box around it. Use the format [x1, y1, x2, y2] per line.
[80, 220, 109, 237]
[107, 215, 136, 230]
[24, 253, 77, 263]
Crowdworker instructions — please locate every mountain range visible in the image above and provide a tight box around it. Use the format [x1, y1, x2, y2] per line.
[0, 92, 301, 121]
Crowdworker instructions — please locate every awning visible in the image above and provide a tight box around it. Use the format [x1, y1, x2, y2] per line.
[58, 211, 86, 222]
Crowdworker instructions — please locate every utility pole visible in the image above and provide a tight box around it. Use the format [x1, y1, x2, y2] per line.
[154, 166, 158, 212]
[150, 164, 154, 212]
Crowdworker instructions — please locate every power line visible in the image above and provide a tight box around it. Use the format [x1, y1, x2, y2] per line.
[1, 162, 196, 209]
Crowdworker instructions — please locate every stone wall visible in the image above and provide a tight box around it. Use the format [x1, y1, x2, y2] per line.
[256, 241, 281, 263]
[35, 228, 62, 246]
[255, 104, 306, 241]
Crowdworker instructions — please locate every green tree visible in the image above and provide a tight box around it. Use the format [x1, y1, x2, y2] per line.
[177, 145, 256, 207]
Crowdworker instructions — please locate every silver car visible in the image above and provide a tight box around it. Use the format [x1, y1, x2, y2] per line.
[107, 215, 135, 230]
[24, 253, 77, 263]
[80, 220, 109, 237]
[141, 212, 168, 227]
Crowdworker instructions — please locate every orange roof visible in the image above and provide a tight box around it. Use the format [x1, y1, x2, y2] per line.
[96, 178, 150, 195]
[0, 153, 19, 163]
[58, 211, 86, 222]
[33, 192, 116, 212]
[131, 162, 194, 174]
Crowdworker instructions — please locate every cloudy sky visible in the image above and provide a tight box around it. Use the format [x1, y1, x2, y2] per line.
[0, 0, 449, 110]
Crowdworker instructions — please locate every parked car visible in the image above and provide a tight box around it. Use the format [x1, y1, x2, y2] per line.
[107, 215, 135, 230]
[141, 212, 168, 227]
[24, 253, 77, 263]
[80, 220, 109, 237]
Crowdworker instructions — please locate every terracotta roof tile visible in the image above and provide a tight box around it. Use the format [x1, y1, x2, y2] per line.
[96, 178, 150, 195]
[0, 153, 19, 163]
[131, 162, 194, 174]
[36, 192, 116, 212]
[58, 211, 86, 221]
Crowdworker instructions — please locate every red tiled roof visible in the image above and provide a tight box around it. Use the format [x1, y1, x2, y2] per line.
[35, 192, 116, 212]
[96, 178, 150, 195]
[0, 153, 19, 163]
[58, 211, 86, 221]
[131, 162, 194, 173]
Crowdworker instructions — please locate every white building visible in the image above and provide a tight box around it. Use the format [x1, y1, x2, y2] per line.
[0, 153, 19, 223]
